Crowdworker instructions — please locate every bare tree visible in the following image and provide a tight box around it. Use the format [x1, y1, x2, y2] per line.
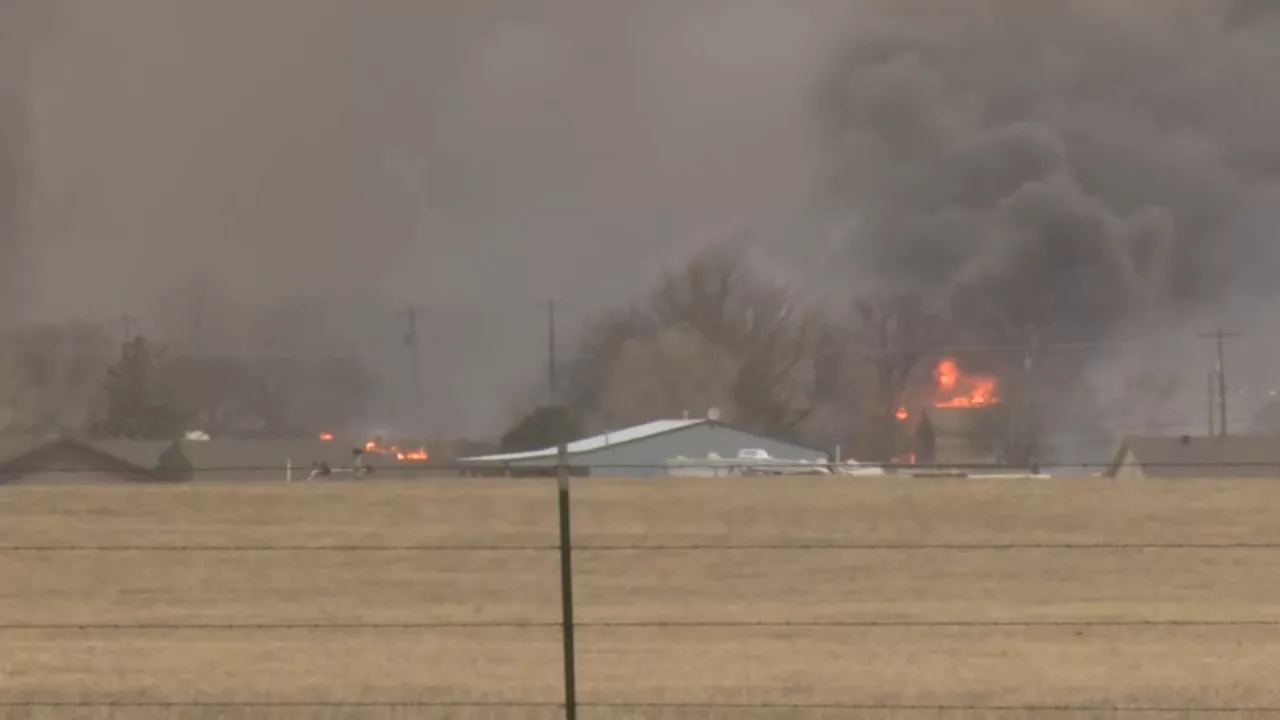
[563, 304, 653, 427]
[564, 243, 821, 439]
[598, 324, 739, 426]
[845, 294, 940, 461]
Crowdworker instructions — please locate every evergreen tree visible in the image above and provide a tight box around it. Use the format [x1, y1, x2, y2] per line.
[95, 336, 189, 440]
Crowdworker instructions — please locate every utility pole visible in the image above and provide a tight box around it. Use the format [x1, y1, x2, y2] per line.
[1198, 328, 1242, 438]
[404, 307, 424, 433]
[118, 313, 136, 345]
[548, 299, 558, 406]
[1207, 371, 1216, 438]
[1024, 324, 1040, 472]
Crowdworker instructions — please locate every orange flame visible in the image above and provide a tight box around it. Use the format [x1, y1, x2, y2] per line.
[895, 407, 910, 421]
[933, 357, 999, 408]
[364, 438, 429, 462]
[319, 432, 334, 442]
[936, 359, 959, 393]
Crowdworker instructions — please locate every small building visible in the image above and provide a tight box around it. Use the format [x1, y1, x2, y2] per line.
[0, 435, 441, 484]
[1107, 435, 1280, 480]
[0, 435, 165, 484]
[925, 406, 1005, 466]
[458, 418, 829, 477]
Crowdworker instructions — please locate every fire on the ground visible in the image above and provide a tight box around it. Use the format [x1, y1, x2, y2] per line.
[317, 432, 429, 461]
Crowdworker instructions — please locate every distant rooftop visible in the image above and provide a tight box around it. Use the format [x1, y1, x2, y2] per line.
[461, 419, 706, 463]
[1108, 434, 1280, 479]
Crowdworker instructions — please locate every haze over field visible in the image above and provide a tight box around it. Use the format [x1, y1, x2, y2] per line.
[4, 0, 1280, 436]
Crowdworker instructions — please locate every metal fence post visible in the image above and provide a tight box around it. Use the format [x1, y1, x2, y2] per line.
[557, 441, 578, 720]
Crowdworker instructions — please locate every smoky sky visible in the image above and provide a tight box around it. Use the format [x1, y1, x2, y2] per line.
[16, 0, 856, 435]
[0, 0, 51, 321]
[26, 0, 849, 321]
[823, 0, 1280, 340]
[10, 0, 1280, 435]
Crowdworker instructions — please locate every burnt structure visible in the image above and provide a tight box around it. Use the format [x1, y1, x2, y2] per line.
[924, 406, 1005, 467]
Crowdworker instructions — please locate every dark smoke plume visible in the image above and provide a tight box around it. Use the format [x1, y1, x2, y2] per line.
[824, 0, 1280, 342]
[15, 0, 1280, 438]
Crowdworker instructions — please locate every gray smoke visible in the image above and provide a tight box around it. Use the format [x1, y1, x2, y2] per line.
[23, 0, 853, 436]
[0, 1, 50, 321]
[823, 0, 1280, 341]
[14, 1, 1280, 436]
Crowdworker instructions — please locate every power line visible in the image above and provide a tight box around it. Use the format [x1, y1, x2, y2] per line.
[548, 298, 558, 405]
[8, 542, 1280, 552]
[1199, 327, 1244, 437]
[5, 618, 1280, 631]
[0, 544, 560, 552]
[403, 306, 424, 433]
[0, 696, 560, 707]
[0, 621, 561, 630]
[2, 701, 1275, 713]
[579, 702, 1280, 713]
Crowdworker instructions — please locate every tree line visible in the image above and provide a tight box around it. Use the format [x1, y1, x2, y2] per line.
[0, 324, 374, 441]
[504, 243, 1182, 463]
[0, 245, 1179, 454]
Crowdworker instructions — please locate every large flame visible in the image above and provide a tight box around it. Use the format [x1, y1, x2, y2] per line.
[933, 358, 999, 408]
[363, 438, 429, 462]
[318, 432, 334, 442]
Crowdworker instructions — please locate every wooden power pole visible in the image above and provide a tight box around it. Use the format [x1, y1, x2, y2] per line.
[404, 307, 424, 433]
[548, 299, 558, 407]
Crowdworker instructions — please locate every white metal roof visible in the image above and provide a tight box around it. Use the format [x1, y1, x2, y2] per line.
[460, 419, 707, 463]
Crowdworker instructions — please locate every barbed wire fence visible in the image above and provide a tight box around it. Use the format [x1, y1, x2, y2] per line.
[8, 461, 1280, 716]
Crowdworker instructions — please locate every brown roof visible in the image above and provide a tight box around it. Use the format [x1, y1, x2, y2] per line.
[0, 435, 162, 482]
[88, 440, 174, 470]
[0, 436, 432, 482]
[1108, 435, 1280, 479]
[1, 437, 175, 472]
[0, 435, 60, 466]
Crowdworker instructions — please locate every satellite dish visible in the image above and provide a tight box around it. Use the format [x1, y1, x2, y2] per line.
[707, 407, 722, 421]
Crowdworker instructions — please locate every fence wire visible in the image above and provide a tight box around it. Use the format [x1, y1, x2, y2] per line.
[4, 700, 1280, 712]
[5, 487, 1280, 714]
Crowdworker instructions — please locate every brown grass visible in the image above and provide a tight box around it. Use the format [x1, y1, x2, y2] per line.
[4, 477, 1280, 718]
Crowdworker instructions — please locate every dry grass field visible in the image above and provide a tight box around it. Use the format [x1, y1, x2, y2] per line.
[4, 477, 1280, 719]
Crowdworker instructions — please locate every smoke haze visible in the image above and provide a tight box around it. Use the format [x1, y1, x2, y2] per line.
[0, 0, 51, 321]
[6, 0, 1280, 436]
[28, 0, 847, 318]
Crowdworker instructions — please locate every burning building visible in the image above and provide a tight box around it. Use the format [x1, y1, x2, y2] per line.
[904, 358, 1007, 467]
[361, 437, 429, 462]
